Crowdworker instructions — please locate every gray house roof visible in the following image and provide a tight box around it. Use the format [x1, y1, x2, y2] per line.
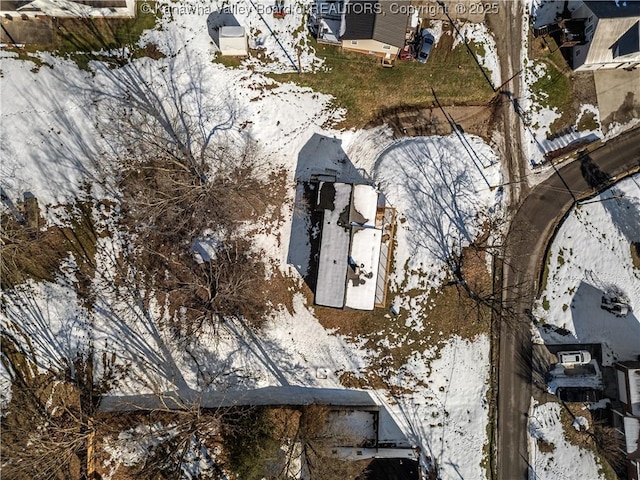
[616, 20, 640, 57]
[373, 0, 410, 47]
[583, 0, 640, 19]
[341, 0, 409, 48]
[341, 0, 376, 40]
[99, 386, 380, 412]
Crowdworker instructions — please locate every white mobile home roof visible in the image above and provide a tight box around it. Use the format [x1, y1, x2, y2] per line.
[344, 227, 381, 310]
[350, 184, 378, 227]
[220, 26, 245, 37]
[315, 183, 352, 308]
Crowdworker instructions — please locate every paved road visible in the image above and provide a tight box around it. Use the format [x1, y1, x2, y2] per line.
[497, 128, 640, 480]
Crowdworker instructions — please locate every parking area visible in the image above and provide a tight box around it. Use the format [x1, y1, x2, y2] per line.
[594, 68, 640, 132]
[544, 343, 603, 365]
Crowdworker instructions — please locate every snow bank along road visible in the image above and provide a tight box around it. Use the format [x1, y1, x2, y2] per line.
[497, 126, 640, 480]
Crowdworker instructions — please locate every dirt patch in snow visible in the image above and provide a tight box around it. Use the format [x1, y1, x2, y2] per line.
[1, 199, 101, 290]
[369, 104, 495, 141]
[631, 242, 640, 269]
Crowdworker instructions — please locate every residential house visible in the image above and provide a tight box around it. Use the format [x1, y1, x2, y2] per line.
[564, 0, 640, 71]
[309, 0, 411, 57]
[614, 361, 640, 480]
[314, 182, 387, 310]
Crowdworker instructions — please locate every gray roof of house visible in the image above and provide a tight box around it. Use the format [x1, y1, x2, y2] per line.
[583, 15, 640, 65]
[584, 0, 640, 18]
[99, 386, 380, 412]
[341, 0, 409, 48]
[341, 0, 376, 40]
[373, 0, 410, 47]
[616, 20, 640, 56]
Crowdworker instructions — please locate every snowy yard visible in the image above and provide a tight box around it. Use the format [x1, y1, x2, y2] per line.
[534, 174, 640, 366]
[0, 1, 507, 479]
[528, 400, 608, 480]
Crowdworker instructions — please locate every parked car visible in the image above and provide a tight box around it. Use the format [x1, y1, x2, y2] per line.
[417, 31, 434, 63]
[601, 295, 630, 317]
[557, 350, 591, 365]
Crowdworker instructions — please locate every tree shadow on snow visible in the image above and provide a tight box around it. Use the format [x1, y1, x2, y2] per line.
[600, 185, 640, 244]
[372, 138, 477, 268]
[7, 30, 243, 210]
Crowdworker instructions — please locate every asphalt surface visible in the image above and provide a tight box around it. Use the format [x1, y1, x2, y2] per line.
[497, 127, 640, 480]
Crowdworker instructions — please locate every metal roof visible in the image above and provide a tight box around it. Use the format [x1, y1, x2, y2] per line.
[315, 183, 352, 308]
[340, 0, 409, 48]
[345, 227, 382, 310]
[372, 0, 410, 48]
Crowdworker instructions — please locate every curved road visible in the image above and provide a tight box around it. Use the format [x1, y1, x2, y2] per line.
[497, 127, 640, 480]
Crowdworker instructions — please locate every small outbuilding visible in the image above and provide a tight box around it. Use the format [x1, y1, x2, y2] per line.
[219, 25, 248, 56]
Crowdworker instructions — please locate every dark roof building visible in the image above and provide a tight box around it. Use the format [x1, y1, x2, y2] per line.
[341, 0, 410, 49]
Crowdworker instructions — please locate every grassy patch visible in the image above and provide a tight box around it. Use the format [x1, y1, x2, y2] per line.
[272, 31, 495, 128]
[213, 55, 245, 69]
[1, 200, 101, 290]
[57, 3, 159, 53]
[577, 110, 599, 131]
[537, 438, 556, 453]
[541, 297, 550, 311]
[529, 34, 598, 135]
[529, 35, 571, 112]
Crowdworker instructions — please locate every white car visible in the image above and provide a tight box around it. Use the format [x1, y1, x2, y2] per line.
[557, 351, 591, 365]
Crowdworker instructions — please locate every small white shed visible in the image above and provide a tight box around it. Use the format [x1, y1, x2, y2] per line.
[219, 26, 248, 56]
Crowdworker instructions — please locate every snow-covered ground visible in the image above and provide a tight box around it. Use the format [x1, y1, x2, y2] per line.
[389, 335, 492, 478]
[373, 135, 502, 292]
[534, 174, 640, 365]
[528, 400, 606, 480]
[1, 2, 506, 478]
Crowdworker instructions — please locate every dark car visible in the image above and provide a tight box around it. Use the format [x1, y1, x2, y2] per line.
[417, 31, 434, 63]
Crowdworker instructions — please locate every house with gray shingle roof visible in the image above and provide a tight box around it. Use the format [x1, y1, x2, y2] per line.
[310, 0, 411, 58]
